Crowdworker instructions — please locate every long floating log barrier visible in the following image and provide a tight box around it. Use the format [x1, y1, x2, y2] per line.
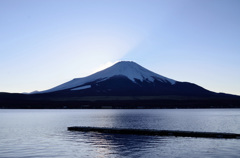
[68, 126, 240, 139]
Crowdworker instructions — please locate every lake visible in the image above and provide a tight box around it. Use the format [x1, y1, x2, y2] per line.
[0, 109, 240, 158]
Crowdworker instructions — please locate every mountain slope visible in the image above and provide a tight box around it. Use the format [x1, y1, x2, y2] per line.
[42, 61, 176, 93]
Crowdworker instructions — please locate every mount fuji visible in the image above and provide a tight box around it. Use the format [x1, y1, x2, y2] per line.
[39, 61, 220, 97]
[1, 61, 240, 109]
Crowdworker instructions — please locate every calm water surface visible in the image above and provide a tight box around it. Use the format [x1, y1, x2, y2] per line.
[0, 109, 240, 158]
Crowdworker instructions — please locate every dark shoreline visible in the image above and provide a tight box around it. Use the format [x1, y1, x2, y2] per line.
[0, 98, 240, 109]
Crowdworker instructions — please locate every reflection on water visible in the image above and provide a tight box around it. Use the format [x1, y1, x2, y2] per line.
[1, 109, 240, 158]
[67, 130, 164, 157]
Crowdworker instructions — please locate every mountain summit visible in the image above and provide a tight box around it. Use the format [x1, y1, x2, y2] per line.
[91, 61, 176, 84]
[39, 61, 222, 97]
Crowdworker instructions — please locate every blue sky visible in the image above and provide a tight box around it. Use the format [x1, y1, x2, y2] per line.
[1, 0, 240, 95]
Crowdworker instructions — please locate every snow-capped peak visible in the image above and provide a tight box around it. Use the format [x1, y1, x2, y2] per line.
[93, 61, 175, 83]
[42, 61, 176, 93]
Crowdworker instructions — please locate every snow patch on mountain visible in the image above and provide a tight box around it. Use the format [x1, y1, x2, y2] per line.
[42, 61, 176, 93]
[71, 85, 91, 91]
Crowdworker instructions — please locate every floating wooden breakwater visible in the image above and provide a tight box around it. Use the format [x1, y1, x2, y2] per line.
[68, 126, 240, 139]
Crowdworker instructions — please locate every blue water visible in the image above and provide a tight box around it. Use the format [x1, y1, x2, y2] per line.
[0, 109, 240, 158]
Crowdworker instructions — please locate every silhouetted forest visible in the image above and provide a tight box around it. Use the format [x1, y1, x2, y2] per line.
[1, 92, 240, 109]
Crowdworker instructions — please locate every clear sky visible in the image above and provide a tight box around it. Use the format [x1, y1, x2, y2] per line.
[1, 0, 240, 95]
